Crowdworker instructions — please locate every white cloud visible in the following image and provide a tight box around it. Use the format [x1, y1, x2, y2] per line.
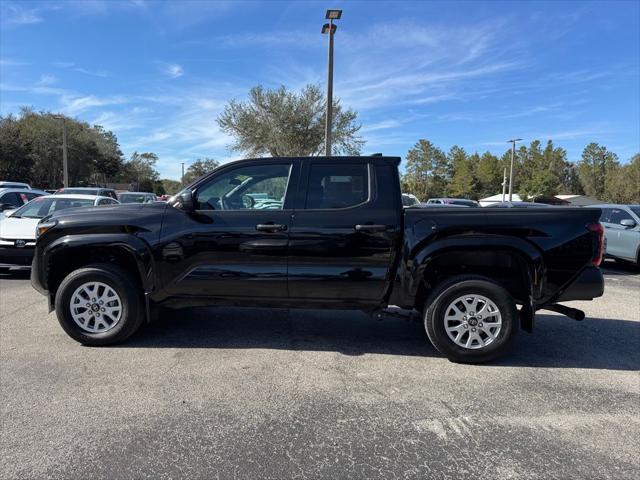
[159, 63, 184, 79]
[60, 94, 128, 115]
[37, 74, 56, 86]
[1, 3, 44, 26]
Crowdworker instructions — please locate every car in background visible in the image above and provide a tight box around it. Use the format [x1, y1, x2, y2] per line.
[593, 204, 640, 265]
[0, 188, 49, 212]
[118, 192, 158, 204]
[55, 187, 118, 200]
[0, 194, 119, 270]
[0, 181, 31, 189]
[401, 193, 420, 207]
[427, 198, 479, 207]
[483, 201, 551, 208]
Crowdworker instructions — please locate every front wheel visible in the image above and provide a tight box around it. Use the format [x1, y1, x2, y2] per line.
[54, 264, 144, 346]
[424, 275, 518, 363]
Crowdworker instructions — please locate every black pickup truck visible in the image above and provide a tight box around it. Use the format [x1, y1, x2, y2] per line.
[31, 156, 605, 362]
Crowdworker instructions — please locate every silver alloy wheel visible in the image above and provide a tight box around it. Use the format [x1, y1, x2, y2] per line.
[444, 294, 502, 350]
[69, 281, 122, 333]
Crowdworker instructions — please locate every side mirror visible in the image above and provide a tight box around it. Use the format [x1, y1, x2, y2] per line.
[177, 190, 194, 211]
[620, 219, 636, 228]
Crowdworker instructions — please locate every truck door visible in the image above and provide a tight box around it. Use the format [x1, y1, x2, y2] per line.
[607, 207, 639, 261]
[287, 159, 401, 304]
[160, 160, 297, 299]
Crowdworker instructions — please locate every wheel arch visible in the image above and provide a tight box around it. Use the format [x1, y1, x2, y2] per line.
[411, 237, 542, 332]
[42, 234, 155, 300]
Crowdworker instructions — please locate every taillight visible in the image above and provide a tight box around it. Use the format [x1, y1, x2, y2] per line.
[587, 222, 604, 266]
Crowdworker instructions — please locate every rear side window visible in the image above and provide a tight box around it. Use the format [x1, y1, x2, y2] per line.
[599, 208, 611, 223]
[305, 164, 369, 209]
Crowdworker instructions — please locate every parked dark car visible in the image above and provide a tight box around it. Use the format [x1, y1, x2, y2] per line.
[32, 156, 604, 363]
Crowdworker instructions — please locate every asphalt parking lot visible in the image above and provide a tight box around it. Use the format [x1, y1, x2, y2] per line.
[1, 260, 639, 479]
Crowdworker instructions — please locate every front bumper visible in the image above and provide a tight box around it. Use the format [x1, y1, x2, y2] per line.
[557, 266, 605, 302]
[0, 245, 34, 268]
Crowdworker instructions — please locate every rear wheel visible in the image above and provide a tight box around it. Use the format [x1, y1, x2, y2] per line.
[54, 264, 144, 345]
[424, 275, 518, 363]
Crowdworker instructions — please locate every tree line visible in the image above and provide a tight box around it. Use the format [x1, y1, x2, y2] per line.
[0, 108, 219, 195]
[401, 139, 639, 203]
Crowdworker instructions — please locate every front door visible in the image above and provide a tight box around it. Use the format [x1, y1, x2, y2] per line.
[160, 161, 297, 300]
[287, 159, 401, 305]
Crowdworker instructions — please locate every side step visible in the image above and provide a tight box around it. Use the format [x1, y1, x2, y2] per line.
[373, 306, 420, 321]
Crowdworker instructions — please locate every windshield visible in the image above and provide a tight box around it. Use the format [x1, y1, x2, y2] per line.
[119, 193, 150, 203]
[60, 188, 99, 195]
[630, 206, 640, 218]
[11, 197, 95, 219]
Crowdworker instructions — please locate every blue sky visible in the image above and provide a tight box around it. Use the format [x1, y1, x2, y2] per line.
[1, 0, 638, 180]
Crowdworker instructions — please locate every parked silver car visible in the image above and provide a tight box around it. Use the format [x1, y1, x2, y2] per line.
[594, 204, 640, 264]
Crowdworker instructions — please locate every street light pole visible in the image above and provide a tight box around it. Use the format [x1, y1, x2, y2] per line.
[181, 162, 185, 187]
[501, 168, 507, 202]
[507, 138, 522, 202]
[322, 9, 342, 157]
[54, 116, 69, 188]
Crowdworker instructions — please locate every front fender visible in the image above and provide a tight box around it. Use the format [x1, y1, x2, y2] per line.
[41, 233, 155, 293]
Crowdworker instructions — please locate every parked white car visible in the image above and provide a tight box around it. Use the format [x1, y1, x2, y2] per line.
[117, 191, 158, 204]
[0, 194, 119, 270]
[0, 181, 31, 189]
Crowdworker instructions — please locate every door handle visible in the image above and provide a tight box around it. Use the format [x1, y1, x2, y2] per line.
[354, 224, 388, 232]
[256, 223, 287, 232]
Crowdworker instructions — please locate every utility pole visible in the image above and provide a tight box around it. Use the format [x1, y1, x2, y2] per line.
[501, 168, 507, 202]
[181, 162, 185, 187]
[54, 116, 69, 187]
[507, 138, 522, 202]
[322, 9, 342, 157]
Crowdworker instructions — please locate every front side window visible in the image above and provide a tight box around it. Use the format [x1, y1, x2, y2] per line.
[305, 164, 369, 209]
[195, 163, 291, 211]
[609, 208, 633, 224]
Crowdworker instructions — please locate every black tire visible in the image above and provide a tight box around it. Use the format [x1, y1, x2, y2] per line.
[424, 275, 518, 363]
[54, 264, 144, 346]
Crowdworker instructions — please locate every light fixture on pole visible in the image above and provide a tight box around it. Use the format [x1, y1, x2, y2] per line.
[507, 138, 522, 202]
[53, 115, 69, 188]
[322, 9, 342, 157]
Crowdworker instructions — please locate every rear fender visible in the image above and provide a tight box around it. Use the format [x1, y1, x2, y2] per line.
[411, 235, 542, 332]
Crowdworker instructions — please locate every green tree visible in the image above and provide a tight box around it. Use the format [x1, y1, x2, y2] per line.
[160, 179, 182, 195]
[475, 152, 503, 198]
[184, 158, 220, 185]
[123, 152, 160, 192]
[0, 115, 32, 181]
[519, 140, 566, 197]
[603, 154, 639, 203]
[217, 84, 364, 157]
[448, 146, 477, 198]
[578, 143, 619, 199]
[402, 140, 449, 200]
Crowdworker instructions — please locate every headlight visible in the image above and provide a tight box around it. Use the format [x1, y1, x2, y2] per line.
[36, 219, 57, 238]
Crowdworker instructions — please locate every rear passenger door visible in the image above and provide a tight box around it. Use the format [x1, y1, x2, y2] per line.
[287, 159, 401, 305]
